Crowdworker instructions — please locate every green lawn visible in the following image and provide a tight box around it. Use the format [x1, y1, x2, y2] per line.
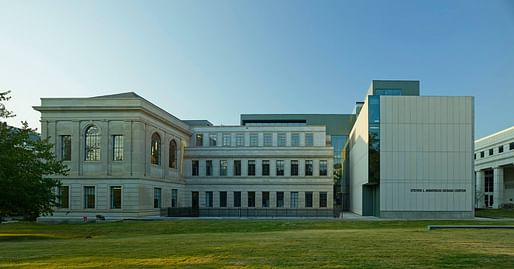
[1, 219, 514, 268]
[476, 208, 514, 219]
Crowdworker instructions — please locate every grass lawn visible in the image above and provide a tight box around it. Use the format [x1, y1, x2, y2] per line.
[2, 219, 514, 268]
[475, 208, 514, 219]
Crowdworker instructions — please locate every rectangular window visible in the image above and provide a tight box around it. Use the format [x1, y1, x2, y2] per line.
[84, 186, 95, 209]
[319, 192, 327, 208]
[263, 133, 273, 147]
[485, 170, 494, 192]
[220, 160, 228, 176]
[58, 186, 69, 208]
[480, 151, 484, 158]
[110, 186, 122, 209]
[291, 160, 299, 176]
[209, 134, 217, 146]
[305, 192, 313, 208]
[262, 160, 270, 176]
[305, 133, 314, 146]
[248, 160, 256, 176]
[234, 191, 241, 207]
[223, 134, 231, 146]
[112, 135, 123, 161]
[236, 133, 245, 146]
[205, 191, 213, 207]
[320, 160, 328, 176]
[510, 142, 514, 150]
[154, 188, 162, 208]
[276, 192, 284, 208]
[234, 160, 241, 176]
[277, 133, 286, 146]
[250, 133, 258, 146]
[220, 191, 227, 207]
[61, 135, 71, 161]
[262, 192, 270, 208]
[248, 191, 255, 207]
[305, 160, 313, 176]
[499, 145, 504, 153]
[192, 160, 199, 176]
[291, 133, 300, 147]
[206, 160, 212, 176]
[290, 192, 298, 208]
[489, 148, 494, 156]
[474, 153, 476, 160]
[195, 134, 203, 147]
[171, 189, 178, 208]
[276, 160, 284, 176]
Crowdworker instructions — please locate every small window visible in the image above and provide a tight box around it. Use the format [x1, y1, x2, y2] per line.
[305, 160, 313, 176]
[61, 135, 71, 161]
[169, 139, 177, 168]
[489, 149, 494, 156]
[85, 126, 101, 161]
[222, 134, 231, 146]
[262, 192, 270, 208]
[84, 186, 95, 209]
[262, 160, 270, 176]
[236, 133, 245, 146]
[474, 153, 476, 160]
[58, 186, 69, 208]
[291, 160, 299, 176]
[480, 151, 484, 158]
[234, 160, 241, 176]
[248, 160, 255, 176]
[113, 135, 124, 161]
[206, 160, 212, 176]
[276, 160, 284, 176]
[510, 142, 514, 150]
[290, 192, 298, 208]
[195, 134, 203, 147]
[499, 145, 504, 153]
[220, 191, 227, 207]
[205, 191, 213, 207]
[305, 133, 314, 146]
[276, 192, 284, 208]
[320, 160, 328, 176]
[192, 160, 199, 176]
[171, 189, 178, 208]
[291, 133, 300, 146]
[151, 132, 161, 165]
[264, 133, 273, 147]
[248, 191, 255, 207]
[319, 192, 327, 208]
[220, 160, 228, 176]
[154, 188, 162, 208]
[209, 134, 217, 146]
[305, 192, 313, 208]
[250, 133, 258, 146]
[110, 186, 122, 209]
[234, 191, 241, 207]
[277, 133, 286, 147]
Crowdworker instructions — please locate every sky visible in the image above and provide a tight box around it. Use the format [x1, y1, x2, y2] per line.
[0, 0, 513, 139]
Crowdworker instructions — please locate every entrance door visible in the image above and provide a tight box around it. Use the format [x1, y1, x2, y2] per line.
[191, 191, 199, 217]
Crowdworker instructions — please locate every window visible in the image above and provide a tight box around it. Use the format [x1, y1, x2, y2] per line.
[291, 160, 298, 176]
[192, 160, 199, 176]
[110, 186, 122, 209]
[474, 153, 476, 160]
[169, 139, 177, 168]
[234, 160, 241, 176]
[150, 132, 161, 165]
[262, 192, 270, 208]
[276, 160, 284, 176]
[113, 135, 124, 161]
[480, 151, 484, 158]
[248, 191, 255, 207]
[499, 145, 504, 153]
[262, 160, 270, 176]
[236, 133, 245, 146]
[291, 133, 300, 146]
[206, 160, 212, 176]
[209, 134, 217, 146]
[489, 148, 494, 156]
[290, 192, 298, 208]
[510, 142, 514, 150]
[223, 134, 231, 146]
[305, 160, 313, 176]
[485, 170, 494, 192]
[195, 134, 203, 147]
[250, 133, 258, 146]
[248, 160, 256, 176]
[319, 192, 327, 208]
[305, 133, 314, 146]
[85, 126, 100, 161]
[154, 188, 162, 208]
[276, 192, 284, 208]
[61, 135, 71, 161]
[220, 160, 228, 176]
[171, 189, 178, 208]
[220, 191, 227, 207]
[205, 191, 213, 207]
[277, 133, 286, 146]
[320, 160, 328, 176]
[234, 191, 241, 207]
[264, 133, 273, 147]
[305, 192, 313, 208]
[84, 186, 95, 208]
[58, 186, 69, 208]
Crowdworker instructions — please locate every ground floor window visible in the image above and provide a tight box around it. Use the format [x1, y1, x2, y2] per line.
[220, 191, 227, 208]
[262, 192, 270, 208]
[234, 192, 241, 207]
[305, 192, 313, 208]
[58, 186, 69, 208]
[290, 192, 299, 208]
[205, 191, 213, 207]
[84, 186, 95, 209]
[110, 186, 122, 209]
[276, 192, 284, 208]
[171, 189, 178, 208]
[248, 192, 255, 207]
[154, 188, 162, 208]
[319, 192, 327, 208]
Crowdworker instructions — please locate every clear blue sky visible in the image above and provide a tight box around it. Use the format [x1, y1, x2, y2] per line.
[1, 0, 513, 138]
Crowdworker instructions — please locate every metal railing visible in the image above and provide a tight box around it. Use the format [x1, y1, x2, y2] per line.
[162, 207, 341, 218]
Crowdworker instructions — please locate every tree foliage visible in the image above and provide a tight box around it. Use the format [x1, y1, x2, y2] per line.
[0, 91, 68, 220]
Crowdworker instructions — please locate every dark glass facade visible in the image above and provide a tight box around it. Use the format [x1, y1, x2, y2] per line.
[368, 95, 380, 184]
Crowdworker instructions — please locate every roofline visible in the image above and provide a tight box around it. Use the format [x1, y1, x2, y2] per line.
[476, 125, 514, 143]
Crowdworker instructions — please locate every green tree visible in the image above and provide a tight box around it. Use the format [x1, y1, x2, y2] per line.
[0, 91, 68, 221]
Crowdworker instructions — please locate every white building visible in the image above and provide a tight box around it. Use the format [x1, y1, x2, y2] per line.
[475, 126, 514, 209]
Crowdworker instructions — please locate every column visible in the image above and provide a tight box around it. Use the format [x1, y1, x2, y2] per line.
[493, 167, 504, 209]
[476, 171, 485, 208]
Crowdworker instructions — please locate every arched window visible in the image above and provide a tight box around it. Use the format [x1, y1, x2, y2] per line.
[85, 125, 101, 161]
[151, 132, 161, 165]
[169, 139, 177, 168]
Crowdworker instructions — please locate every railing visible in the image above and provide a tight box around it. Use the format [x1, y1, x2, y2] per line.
[162, 207, 342, 218]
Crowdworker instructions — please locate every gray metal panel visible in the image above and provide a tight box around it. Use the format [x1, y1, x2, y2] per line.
[369, 80, 420, 96]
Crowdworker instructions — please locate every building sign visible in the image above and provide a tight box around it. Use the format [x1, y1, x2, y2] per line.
[410, 189, 466, 193]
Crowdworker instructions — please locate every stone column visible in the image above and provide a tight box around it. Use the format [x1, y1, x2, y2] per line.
[493, 167, 504, 209]
[476, 170, 485, 208]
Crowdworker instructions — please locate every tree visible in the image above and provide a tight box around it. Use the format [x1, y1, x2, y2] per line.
[0, 91, 68, 220]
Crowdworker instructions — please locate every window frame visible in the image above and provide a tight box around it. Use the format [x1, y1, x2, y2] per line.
[192, 160, 199, 176]
[84, 186, 96, 209]
[220, 160, 228, 176]
[58, 186, 69, 208]
[150, 132, 161, 165]
[290, 160, 299, 176]
[85, 125, 101, 161]
[169, 139, 177, 168]
[61, 135, 72, 161]
[248, 160, 256, 176]
[305, 160, 313, 176]
[319, 160, 328, 176]
[154, 188, 162, 208]
[110, 186, 122, 209]
[262, 160, 270, 176]
[276, 160, 284, 176]
[112, 135, 124, 161]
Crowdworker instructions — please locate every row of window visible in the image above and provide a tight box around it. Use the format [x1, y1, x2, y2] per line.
[203, 191, 328, 208]
[191, 160, 328, 177]
[60, 127, 179, 169]
[57, 186, 179, 209]
[194, 132, 314, 147]
[475, 142, 514, 160]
